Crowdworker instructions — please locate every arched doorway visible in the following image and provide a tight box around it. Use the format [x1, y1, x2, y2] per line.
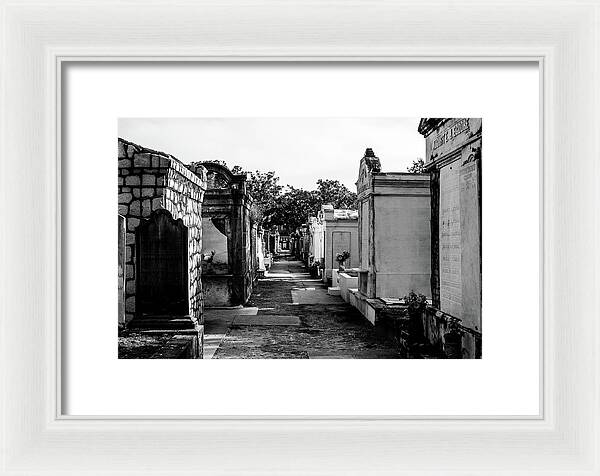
[136, 209, 189, 317]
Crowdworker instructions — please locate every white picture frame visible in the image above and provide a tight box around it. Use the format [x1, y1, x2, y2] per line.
[1, 1, 598, 474]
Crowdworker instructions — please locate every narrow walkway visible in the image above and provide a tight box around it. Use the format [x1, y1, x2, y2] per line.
[203, 255, 402, 359]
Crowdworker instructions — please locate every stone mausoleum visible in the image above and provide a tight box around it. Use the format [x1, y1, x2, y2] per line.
[419, 118, 482, 358]
[118, 138, 207, 356]
[307, 216, 324, 271]
[320, 204, 359, 285]
[187, 162, 255, 307]
[349, 148, 431, 324]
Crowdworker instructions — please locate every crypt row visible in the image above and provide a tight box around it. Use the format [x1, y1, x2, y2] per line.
[285, 118, 482, 358]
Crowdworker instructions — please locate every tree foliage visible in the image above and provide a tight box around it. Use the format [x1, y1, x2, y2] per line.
[245, 170, 284, 224]
[267, 180, 357, 231]
[199, 160, 357, 231]
[315, 179, 357, 210]
[407, 158, 425, 174]
[267, 187, 320, 232]
[203, 159, 228, 167]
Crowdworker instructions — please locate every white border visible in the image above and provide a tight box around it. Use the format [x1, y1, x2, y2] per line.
[1, 1, 598, 474]
[62, 63, 540, 417]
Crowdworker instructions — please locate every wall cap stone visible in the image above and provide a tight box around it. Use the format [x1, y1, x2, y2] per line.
[118, 138, 207, 190]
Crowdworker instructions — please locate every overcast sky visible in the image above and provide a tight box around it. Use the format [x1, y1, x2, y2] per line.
[119, 118, 424, 191]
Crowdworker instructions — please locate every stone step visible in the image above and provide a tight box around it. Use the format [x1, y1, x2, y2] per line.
[129, 317, 196, 330]
[233, 315, 300, 326]
[327, 287, 341, 296]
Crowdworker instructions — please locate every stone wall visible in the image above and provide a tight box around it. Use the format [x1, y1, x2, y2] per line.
[118, 215, 126, 325]
[117, 138, 207, 324]
[421, 307, 482, 359]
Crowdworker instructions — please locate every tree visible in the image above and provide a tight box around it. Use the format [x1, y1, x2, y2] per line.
[265, 179, 357, 232]
[198, 160, 358, 232]
[203, 159, 228, 167]
[315, 179, 357, 210]
[407, 158, 425, 174]
[268, 186, 320, 232]
[245, 170, 284, 224]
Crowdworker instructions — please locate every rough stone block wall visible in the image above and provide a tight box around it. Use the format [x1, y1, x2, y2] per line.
[118, 138, 207, 324]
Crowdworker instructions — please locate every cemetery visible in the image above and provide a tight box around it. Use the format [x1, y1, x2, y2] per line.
[118, 117, 482, 359]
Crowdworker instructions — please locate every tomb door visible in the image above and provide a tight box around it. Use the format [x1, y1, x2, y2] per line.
[136, 209, 189, 316]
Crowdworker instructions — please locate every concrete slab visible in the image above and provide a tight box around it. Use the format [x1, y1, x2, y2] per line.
[291, 289, 345, 305]
[307, 353, 351, 359]
[308, 351, 401, 359]
[202, 332, 228, 359]
[204, 307, 259, 318]
[380, 298, 404, 305]
[203, 308, 263, 359]
[327, 287, 341, 296]
[233, 315, 300, 326]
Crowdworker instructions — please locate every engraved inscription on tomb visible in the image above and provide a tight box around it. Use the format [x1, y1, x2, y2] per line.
[433, 119, 469, 151]
[458, 147, 482, 331]
[439, 163, 462, 317]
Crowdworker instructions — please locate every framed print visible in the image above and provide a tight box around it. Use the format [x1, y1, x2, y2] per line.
[61, 62, 539, 417]
[1, 1, 599, 475]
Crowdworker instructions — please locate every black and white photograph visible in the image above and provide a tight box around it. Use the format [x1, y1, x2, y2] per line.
[117, 117, 482, 359]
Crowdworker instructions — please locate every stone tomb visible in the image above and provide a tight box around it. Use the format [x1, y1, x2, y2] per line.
[357, 148, 431, 298]
[307, 216, 324, 270]
[117, 138, 207, 356]
[419, 118, 482, 358]
[348, 148, 431, 324]
[320, 205, 359, 285]
[188, 162, 255, 307]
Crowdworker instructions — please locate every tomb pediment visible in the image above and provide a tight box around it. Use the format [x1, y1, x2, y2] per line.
[199, 162, 236, 190]
[357, 147, 381, 192]
[417, 118, 447, 137]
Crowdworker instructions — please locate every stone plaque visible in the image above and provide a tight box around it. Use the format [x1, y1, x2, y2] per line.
[459, 145, 482, 331]
[332, 231, 352, 268]
[136, 210, 189, 316]
[439, 162, 462, 317]
[359, 200, 370, 270]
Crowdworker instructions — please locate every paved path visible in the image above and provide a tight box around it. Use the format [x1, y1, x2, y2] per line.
[203, 256, 402, 359]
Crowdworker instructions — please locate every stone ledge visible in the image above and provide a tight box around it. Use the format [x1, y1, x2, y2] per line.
[118, 325, 203, 359]
[150, 334, 200, 359]
[118, 137, 207, 190]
